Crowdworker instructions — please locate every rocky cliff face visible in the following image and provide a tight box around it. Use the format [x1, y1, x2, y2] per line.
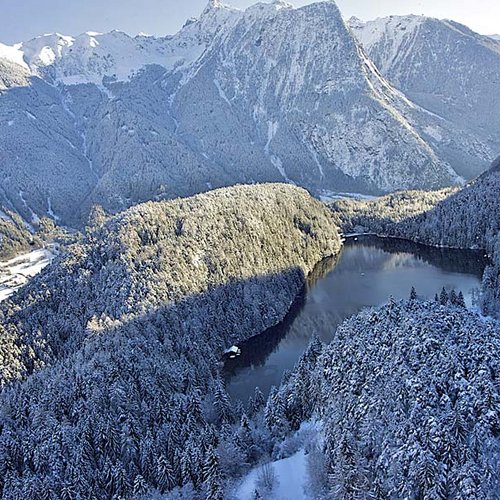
[350, 15, 500, 178]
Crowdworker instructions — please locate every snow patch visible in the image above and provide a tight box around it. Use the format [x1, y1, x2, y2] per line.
[236, 449, 308, 500]
[214, 78, 231, 106]
[424, 125, 443, 142]
[47, 198, 60, 221]
[265, 120, 279, 154]
[37, 46, 57, 65]
[0, 42, 29, 70]
[309, 145, 324, 178]
[271, 155, 293, 184]
[319, 190, 377, 203]
[0, 248, 56, 302]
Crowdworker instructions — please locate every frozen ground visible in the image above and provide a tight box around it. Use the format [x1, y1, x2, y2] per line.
[236, 449, 308, 500]
[319, 190, 377, 203]
[0, 248, 56, 302]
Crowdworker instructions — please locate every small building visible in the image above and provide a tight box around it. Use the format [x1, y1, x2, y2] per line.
[224, 345, 241, 358]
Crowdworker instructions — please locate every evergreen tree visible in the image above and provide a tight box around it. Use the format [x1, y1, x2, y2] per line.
[251, 387, 266, 415]
[203, 448, 223, 500]
[410, 286, 417, 301]
[132, 474, 149, 497]
[213, 378, 234, 425]
[238, 413, 253, 449]
[264, 387, 289, 439]
[156, 455, 175, 493]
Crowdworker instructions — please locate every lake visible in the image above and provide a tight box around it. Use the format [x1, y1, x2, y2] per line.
[225, 235, 488, 402]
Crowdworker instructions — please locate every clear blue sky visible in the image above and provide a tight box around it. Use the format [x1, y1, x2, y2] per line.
[1, 0, 499, 44]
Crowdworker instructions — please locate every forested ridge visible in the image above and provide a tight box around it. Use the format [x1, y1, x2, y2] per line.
[0, 209, 41, 261]
[0, 183, 341, 498]
[265, 298, 499, 499]
[1, 174, 499, 498]
[239, 163, 500, 498]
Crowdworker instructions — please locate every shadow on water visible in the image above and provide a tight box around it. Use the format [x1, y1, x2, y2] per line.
[223, 254, 339, 379]
[224, 235, 488, 401]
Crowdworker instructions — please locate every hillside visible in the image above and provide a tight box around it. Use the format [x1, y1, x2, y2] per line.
[0, 209, 41, 261]
[0, 183, 340, 387]
[331, 161, 500, 316]
[266, 299, 500, 498]
[0, 183, 341, 498]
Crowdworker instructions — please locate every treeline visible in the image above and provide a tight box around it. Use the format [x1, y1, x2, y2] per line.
[258, 298, 500, 498]
[0, 183, 341, 498]
[331, 187, 456, 238]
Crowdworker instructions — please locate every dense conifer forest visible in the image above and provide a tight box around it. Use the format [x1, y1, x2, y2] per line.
[332, 165, 500, 317]
[0, 209, 41, 260]
[0, 184, 341, 498]
[1, 0, 499, 496]
[1, 173, 499, 498]
[264, 298, 500, 498]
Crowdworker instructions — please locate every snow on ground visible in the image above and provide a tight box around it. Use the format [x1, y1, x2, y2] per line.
[0, 248, 56, 302]
[319, 190, 377, 203]
[236, 449, 308, 500]
[0, 42, 30, 70]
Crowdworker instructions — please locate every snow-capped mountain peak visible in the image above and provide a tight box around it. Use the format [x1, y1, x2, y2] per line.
[21, 32, 75, 68]
[0, 42, 29, 71]
[0, 2, 242, 86]
[0, 0, 496, 227]
[348, 15, 428, 72]
[351, 13, 500, 178]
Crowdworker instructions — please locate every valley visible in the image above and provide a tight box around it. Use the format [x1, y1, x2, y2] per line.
[225, 235, 487, 402]
[0, 1, 499, 499]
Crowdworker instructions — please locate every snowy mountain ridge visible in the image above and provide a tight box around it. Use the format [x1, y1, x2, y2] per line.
[0, 1, 495, 226]
[0, 1, 242, 86]
[350, 14, 500, 179]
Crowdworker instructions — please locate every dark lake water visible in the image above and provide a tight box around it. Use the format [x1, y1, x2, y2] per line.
[225, 235, 488, 402]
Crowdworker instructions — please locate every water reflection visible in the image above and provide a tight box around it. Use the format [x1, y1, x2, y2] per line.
[225, 236, 488, 402]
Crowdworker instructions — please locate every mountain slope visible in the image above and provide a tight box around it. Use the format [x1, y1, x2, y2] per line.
[332, 156, 500, 316]
[0, 183, 340, 388]
[0, 183, 341, 498]
[350, 15, 500, 177]
[0, 1, 468, 226]
[268, 298, 500, 498]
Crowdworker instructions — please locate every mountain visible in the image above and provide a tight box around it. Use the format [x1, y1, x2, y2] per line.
[0, 1, 472, 227]
[350, 15, 500, 178]
[0, 183, 340, 387]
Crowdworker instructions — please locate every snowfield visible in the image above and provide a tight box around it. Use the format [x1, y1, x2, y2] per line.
[0, 248, 55, 302]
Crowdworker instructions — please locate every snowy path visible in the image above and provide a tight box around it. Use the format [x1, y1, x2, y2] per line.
[235, 450, 308, 500]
